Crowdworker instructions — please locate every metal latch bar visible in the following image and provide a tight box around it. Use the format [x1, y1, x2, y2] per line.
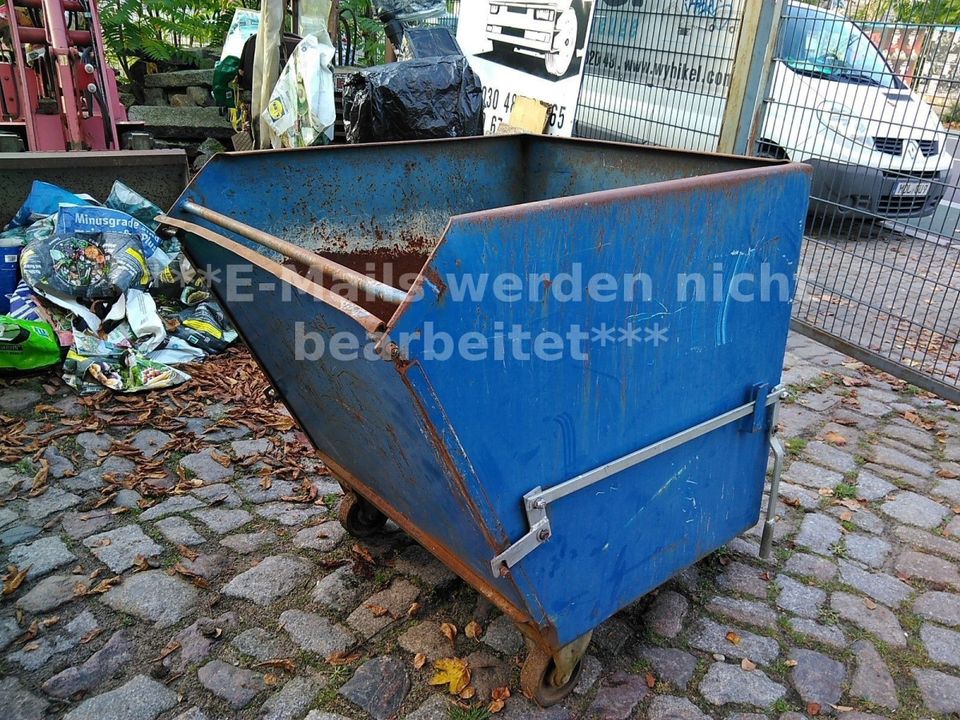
[490, 385, 786, 576]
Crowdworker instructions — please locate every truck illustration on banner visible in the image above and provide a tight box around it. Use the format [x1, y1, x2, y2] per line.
[485, 0, 591, 77]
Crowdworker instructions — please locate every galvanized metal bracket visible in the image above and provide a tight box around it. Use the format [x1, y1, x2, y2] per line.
[759, 389, 787, 559]
[490, 488, 551, 576]
[489, 385, 785, 577]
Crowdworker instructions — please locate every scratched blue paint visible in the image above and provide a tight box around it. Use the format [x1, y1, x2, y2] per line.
[168, 136, 811, 651]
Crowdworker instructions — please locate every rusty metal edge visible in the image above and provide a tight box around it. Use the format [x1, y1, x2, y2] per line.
[158, 214, 386, 335]
[174, 134, 780, 218]
[190, 132, 778, 166]
[318, 450, 546, 636]
[448, 160, 814, 225]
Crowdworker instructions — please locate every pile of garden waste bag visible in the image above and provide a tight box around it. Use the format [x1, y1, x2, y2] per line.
[1, 181, 237, 393]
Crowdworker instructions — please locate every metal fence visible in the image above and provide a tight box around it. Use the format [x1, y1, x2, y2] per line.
[574, 0, 748, 152]
[757, 1, 960, 400]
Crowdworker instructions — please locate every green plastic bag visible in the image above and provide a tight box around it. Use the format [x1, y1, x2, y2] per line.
[213, 56, 242, 109]
[0, 315, 60, 371]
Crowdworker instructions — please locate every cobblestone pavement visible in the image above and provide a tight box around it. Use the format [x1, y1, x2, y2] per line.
[2, 334, 960, 720]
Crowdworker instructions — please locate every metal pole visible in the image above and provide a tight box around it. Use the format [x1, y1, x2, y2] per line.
[180, 201, 408, 306]
[717, 0, 784, 155]
[42, 0, 85, 150]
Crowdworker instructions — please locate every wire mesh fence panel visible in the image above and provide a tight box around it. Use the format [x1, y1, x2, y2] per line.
[573, 0, 748, 151]
[756, 1, 960, 398]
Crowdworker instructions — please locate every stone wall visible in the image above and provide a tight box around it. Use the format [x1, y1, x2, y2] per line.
[127, 69, 234, 161]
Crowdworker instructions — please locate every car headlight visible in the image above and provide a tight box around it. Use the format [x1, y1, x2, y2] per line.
[816, 102, 871, 146]
[534, 8, 555, 20]
[489, 3, 500, 13]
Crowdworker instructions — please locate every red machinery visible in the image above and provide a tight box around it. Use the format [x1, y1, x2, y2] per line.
[0, 0, 143, 150]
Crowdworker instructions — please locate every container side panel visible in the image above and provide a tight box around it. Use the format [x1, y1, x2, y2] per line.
[182, 236, 527, 611]
[394, 166, 811, 646]
[168, 138, 525, 259]
[521, 136, 773, 202]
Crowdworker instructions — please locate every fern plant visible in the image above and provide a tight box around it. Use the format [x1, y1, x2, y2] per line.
[100, 0, 248, 76]
[340, 0, 387, 65]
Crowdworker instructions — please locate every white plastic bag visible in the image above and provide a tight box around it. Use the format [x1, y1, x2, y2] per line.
[262, 31, 336, 149]
[220, 8, 260, 62]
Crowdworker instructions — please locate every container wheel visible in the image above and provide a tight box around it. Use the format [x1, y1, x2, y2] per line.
[337, 492, 387, 537]
[520, 644, 584, 707]
[544, 7, 579, 77]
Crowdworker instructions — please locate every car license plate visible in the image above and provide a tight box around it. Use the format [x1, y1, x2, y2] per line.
[894, 180, 931, 196]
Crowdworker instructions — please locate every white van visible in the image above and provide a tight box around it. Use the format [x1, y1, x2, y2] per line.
[576, 1, 953, 219]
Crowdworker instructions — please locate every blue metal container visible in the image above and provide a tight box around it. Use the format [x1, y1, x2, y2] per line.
[161, 135, 811, 704]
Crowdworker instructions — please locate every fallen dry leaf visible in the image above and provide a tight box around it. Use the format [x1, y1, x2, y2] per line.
[177, 545, 200, 561]
[79, 627, 103, 644]
[903, 410, 937, 430]
[808, 701, 822, 716]
[406, 602, 422, 618]
[3, 564, 30, 596]
[725, 631, 742, 646]
[740, 658, 757, 671]
[937, 468, 960, 479]
[840, 376, 868, 388]
[327, 650, 361, 665]
[823, 431, 847, 446]
[832, 705, 854, 712]
[413, 653, 427, 669]
[351, 544, 375, 565]
[644, 671, 656, 688]
[31, 459, 49, 494]
[839, 511, 853, 522]
[784, 659, 798, 667]
[818, 487, 835, 497]
[88, 576, 122, 594]
[864, 598, 878, 610]
[465, 621, 482, 640]
[429, 657, 470, 694]
[440, 622, 457, 643]
[173, 563, 210, 590]
[263, 673, 279, 686]
[40, 615, 59, 628]
[366, 604, 390, 618]
[783, 496, 801, 508]
[459, 685, 476, 700]
[491, 687, 510, 701]
[23, 641, 40, 652]
[152, 639, 182, 662]
[489, 699, 506, 713]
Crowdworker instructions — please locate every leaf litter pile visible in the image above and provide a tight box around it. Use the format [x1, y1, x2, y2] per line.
[0, 345, 529, 713]
[3, 347, 318, 503]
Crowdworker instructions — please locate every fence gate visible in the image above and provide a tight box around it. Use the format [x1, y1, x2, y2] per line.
[756, 0, 960, 402]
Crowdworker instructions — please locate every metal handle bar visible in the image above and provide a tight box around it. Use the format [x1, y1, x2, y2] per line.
[180, 201, 408, 306]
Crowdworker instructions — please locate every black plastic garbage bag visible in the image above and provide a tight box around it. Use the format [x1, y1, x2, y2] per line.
[400, 27, 463, 60]
[343, 55, 483, 143]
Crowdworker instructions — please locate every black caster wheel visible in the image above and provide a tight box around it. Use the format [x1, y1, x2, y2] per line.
[520, 644, 583, 707]
[337, 492, 387, 537]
